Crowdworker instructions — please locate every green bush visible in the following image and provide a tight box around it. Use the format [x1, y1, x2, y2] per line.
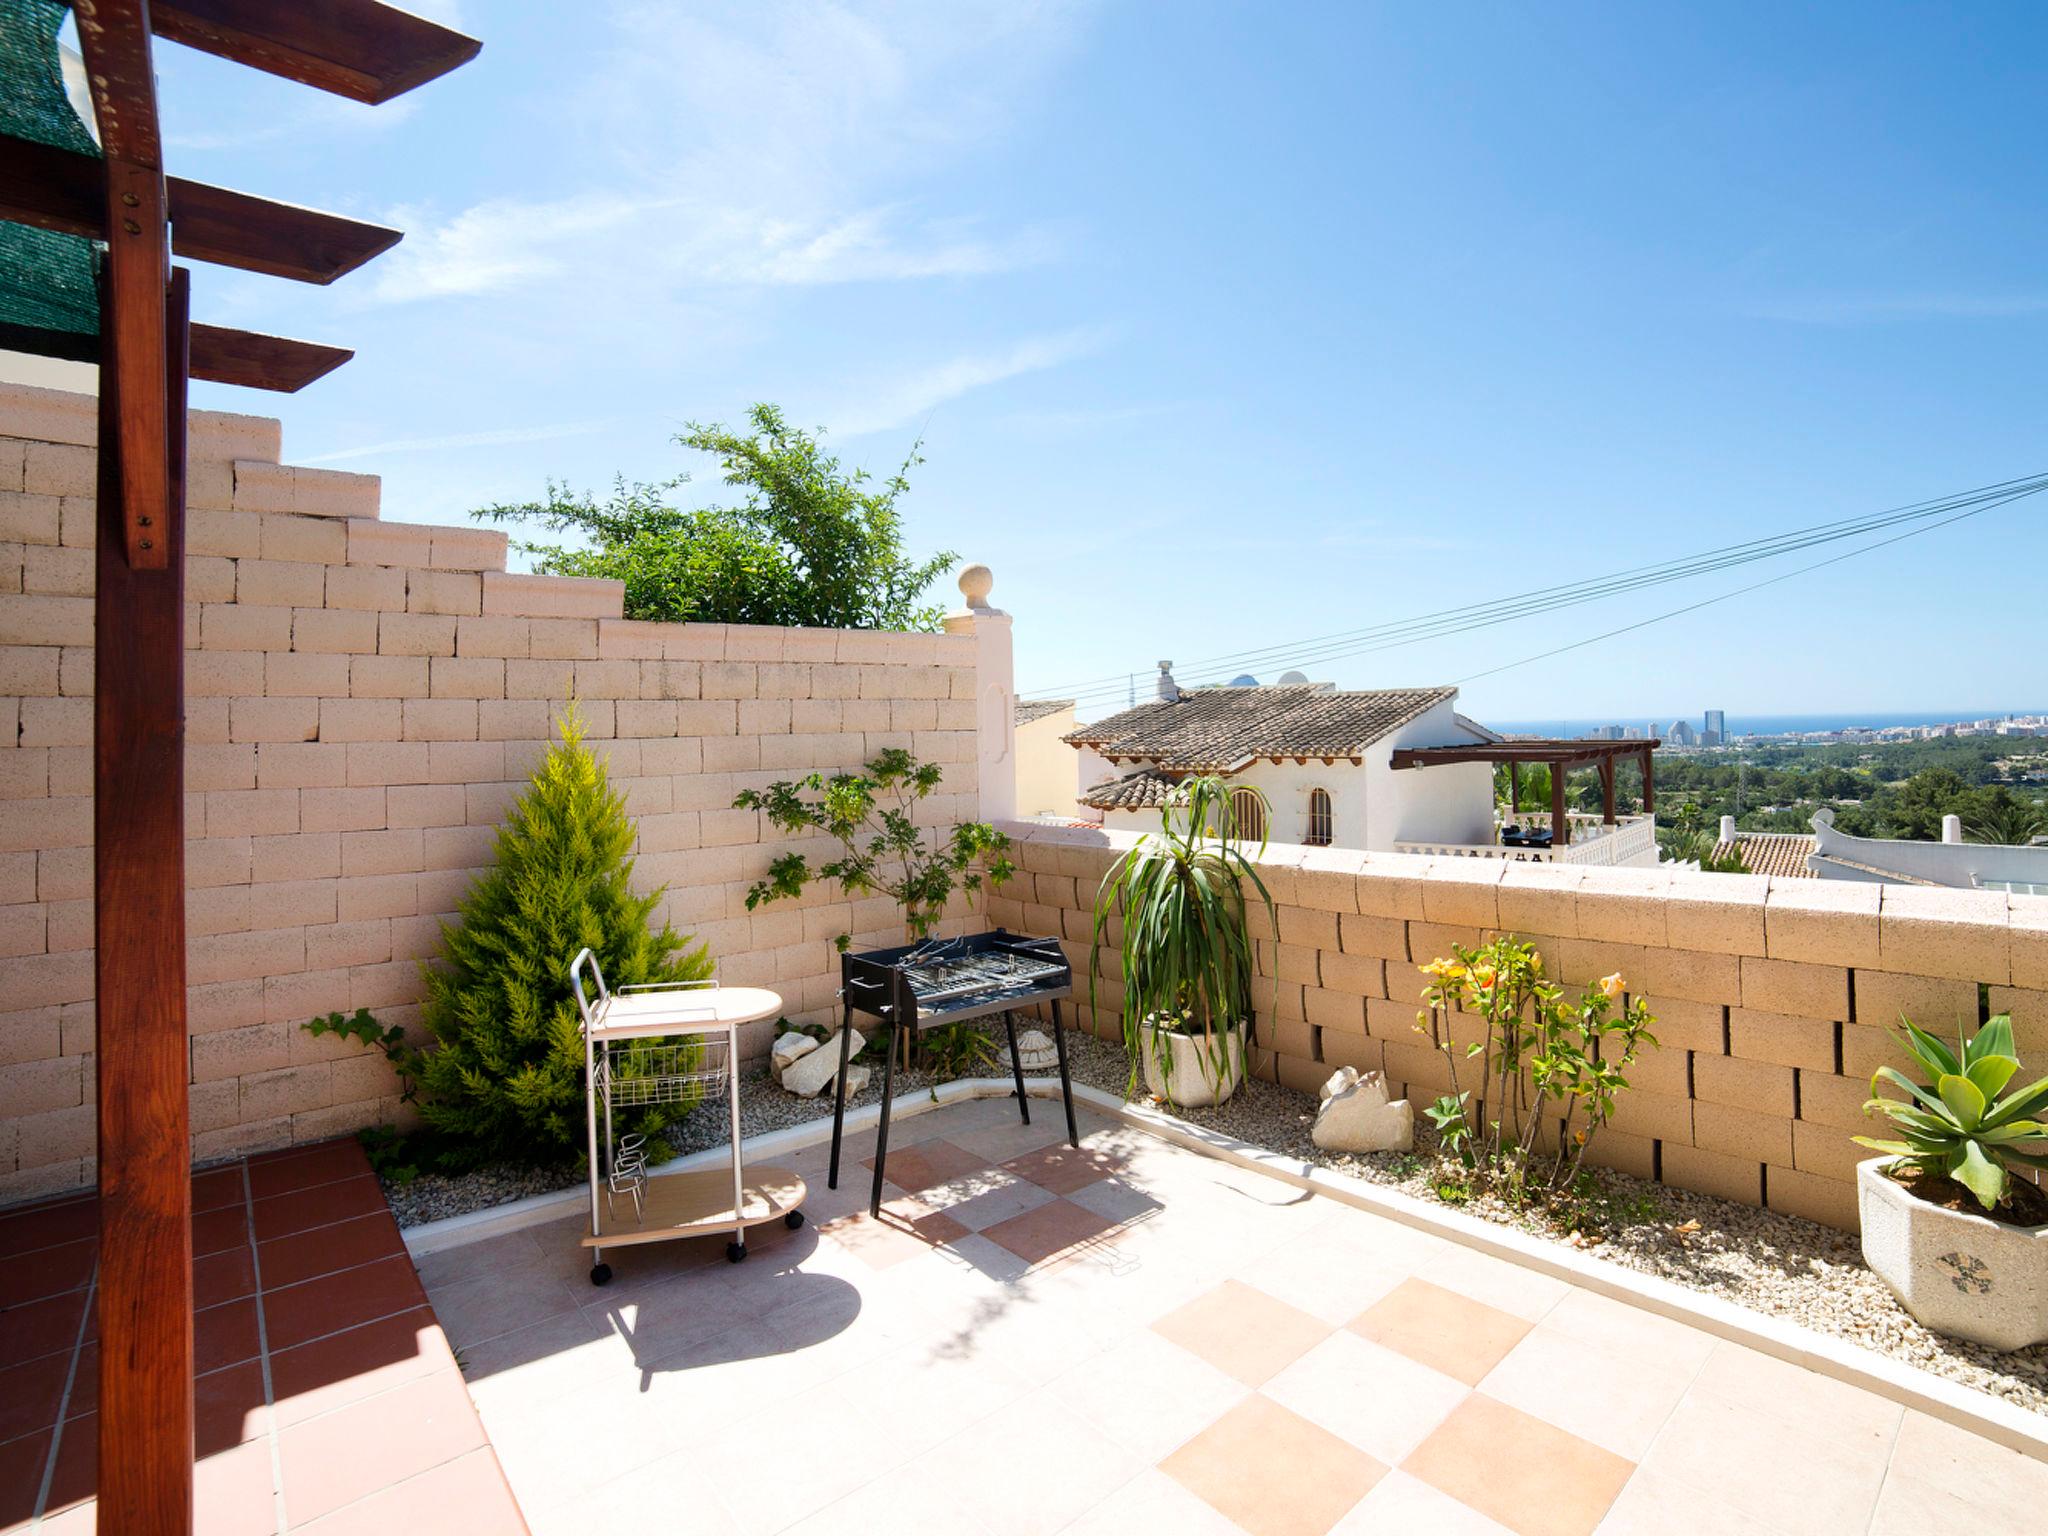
[473, 404, 957, 632]
[412, 706, 711, 1167]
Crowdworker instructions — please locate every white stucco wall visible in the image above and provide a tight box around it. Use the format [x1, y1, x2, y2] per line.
[1092, 697, 1496, 851]
[1015, 707, 1081, 818]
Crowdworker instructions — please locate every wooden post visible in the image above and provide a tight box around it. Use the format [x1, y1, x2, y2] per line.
[1641, 748, 1655, 816]
[95, 264, 193, 1536]
[1508, 761, 1519, 814]
[1599, 757, 1616, 825]
[1550, 760, 1568, 848]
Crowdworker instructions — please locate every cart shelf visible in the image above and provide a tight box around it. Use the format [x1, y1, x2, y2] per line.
[579, 1168, 807, 1249]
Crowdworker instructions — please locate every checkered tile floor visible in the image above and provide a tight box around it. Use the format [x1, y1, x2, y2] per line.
[418, 1096, 2048, 1536]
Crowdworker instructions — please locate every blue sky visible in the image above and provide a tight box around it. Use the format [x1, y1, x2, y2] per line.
[151, 2, 2046, 725]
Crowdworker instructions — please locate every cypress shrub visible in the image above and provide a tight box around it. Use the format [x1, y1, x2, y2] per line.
[413, 705, 710, 1167]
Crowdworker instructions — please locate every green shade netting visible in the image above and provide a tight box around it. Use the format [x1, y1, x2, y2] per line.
[1, 0, 104, 344]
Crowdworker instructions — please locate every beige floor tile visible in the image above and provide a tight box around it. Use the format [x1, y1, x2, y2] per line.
[1686, 1341, 1903, 1453]
[1479, 1322, 1697, 1460]
[1593, 1465, 1788, 1536]
[916, 1387, 1147, 1536]
[1416, 1242, 1572, 1322]
[782, 1464, 997, 1535]
[1161, 1393, 1388, 1536]
[1261, 1330, 1470, 1465]
[1349, 1277, 1532, 1385]
[1058, 1468, 1252, 1535]
[1232, 1229, 1416, 1326]
[1332, 1468, 1518, 1535]
[1402, 1393, 1634, 1536]
[937, 1170, 1060, 1231]
[1152, 1280, 1334, 1388]
[1884, 1407, 2048, 1508]
[1634, 1391, 1887, 1536]
[1868, 1465, 2039, 1536]
[1046, 1325, 1251, 1462]
[1537, 1288, 1719, 1376]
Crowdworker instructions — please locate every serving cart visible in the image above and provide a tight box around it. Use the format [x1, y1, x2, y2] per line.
[570, 949, 807, 1285]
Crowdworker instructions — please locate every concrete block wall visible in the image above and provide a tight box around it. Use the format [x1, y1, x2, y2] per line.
[0, 382, 979, 1202]
[992, 822, 2048, 1233]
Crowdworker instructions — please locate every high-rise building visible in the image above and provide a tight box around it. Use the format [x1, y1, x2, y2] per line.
[1704, 709, 1726, 746]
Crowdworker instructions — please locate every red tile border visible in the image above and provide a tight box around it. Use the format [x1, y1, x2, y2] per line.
[0, 1236, 95, 1308]
[251, 1173, 388, 1242]
[262, 1253, 428, 1354]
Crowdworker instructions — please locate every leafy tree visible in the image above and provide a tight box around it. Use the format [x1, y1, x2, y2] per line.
[476, 404, 957, 631]
[412, 707, 711, 1168]
[1881, 767, 1971, 840]
[1964, 787, 2045, 846]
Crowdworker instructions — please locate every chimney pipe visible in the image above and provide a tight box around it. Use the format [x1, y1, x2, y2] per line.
[1156, 660, 1179, 703]
[1719, 815, 1737, 844]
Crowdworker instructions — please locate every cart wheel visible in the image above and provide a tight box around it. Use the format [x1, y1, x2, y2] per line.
[726, 1241, 747, 1264]
[785, 1209, 805, 1230]
[589, 1263, 612, 1287]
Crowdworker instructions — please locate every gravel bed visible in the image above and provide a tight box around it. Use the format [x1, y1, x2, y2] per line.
[380, 1023, 2048, 1416]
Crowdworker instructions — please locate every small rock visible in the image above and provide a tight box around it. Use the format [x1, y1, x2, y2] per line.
[780, 1029, 865, 1098]
[1311, 1069, 1413, 1153]
[772, 1031, 819, 1072]
[842, 1063, 871, 1098]
[1320, 1066, 1360, 1101]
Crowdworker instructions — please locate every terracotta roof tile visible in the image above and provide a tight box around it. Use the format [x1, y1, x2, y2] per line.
[1711, 832, 1816, 878]
[1079, 767, 1179, 811]
[1015, 698, 1074, 727]
[1065, 685, 1457, 771]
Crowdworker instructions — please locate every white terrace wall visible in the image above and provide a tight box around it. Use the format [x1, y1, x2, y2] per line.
[992, 822, 2048, 1233]
[0, 383, 978, 1202]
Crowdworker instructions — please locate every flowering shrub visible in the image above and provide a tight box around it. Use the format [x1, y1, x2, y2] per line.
[1416, 936, 1657, 1197]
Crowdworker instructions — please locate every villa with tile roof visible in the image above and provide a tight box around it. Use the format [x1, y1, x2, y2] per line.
[1063, 667, 1506, 852]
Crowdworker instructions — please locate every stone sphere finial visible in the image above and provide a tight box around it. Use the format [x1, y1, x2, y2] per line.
[958, 564, 994, 607]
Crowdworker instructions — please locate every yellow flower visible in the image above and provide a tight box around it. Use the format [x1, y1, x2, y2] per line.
[1598, 972, 1626, 1002]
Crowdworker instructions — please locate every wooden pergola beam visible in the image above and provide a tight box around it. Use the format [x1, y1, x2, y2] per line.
[0, 317, 354, 393]
[153, 0, 482, 104]
[0, 135, 404, 285]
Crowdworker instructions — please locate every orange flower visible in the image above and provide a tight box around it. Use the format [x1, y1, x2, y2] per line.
[1598, 972, 1626, 1002]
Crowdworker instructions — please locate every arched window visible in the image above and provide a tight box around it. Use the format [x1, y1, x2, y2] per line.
[1229, 785, 1267, 843]
[1305, 787, 1334, 847]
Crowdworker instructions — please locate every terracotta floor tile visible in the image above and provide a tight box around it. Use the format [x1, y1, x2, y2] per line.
[193, 1244, 256, 1310]
[1161, 1392, 1387, 1536]
[0, 1287, 88, 1367]
[1349, 1278, 1531, 1386]
[194, 1360, 270, 1457]
[250, 1172, 387, 1242]
[981, 1196, 1121, 1267]
[42, 1412, 97, 1517]
[819, 1206, 970, 1269]
[195, 1296, 261, 1374]
[1001, 1141, 1130, 1195]
[0, 1237, 95, 1308]
[257, 1210, 405, 1290]
[0, 1427, 52, 1528]
[247, 1137, 371, 1200]
[293, 1446, 526, 1534]
[862, 1138, 992, 1195]
[193, 1203, 252, 1258]
[0, 1194, 96, 1257]
[1401, 1393, 1633, 1536]
[193, 1436, 281, 1536]
[262, 1252, 427, 1352]
[62, 1341, 96, 1419]
[1153, 1280, 1334, 1389]
[277, 1365, 486, 1526]
[0, 1349, 73, 1441]
[191, 1166, 246, 1215]
[271, 1307, 456, 1427]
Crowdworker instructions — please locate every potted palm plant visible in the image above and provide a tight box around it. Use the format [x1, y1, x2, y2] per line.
[1854, 1013, 2048, 1351]
[1090, 776, 1276, 1108]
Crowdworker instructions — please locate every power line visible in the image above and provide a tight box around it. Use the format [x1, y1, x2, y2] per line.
[1027, 471, 2048, 706]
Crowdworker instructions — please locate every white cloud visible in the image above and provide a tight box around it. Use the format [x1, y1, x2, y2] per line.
[827, 327, 1107, 436]
[362, 1, 1086, 307]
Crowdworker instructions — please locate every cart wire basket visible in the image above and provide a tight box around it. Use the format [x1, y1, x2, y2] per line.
[596, 1034, 726, 1108]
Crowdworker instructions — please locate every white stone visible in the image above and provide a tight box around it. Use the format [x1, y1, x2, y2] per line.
[1016, 1028, 1057, 1070]
[772, 1031, 819, 1073]
[1311, 1068, 1414, 1154]
[1857, 1157, 2048, 1352]
[780, 1029, 865, 1098]
[841, 1063, 871, 1098]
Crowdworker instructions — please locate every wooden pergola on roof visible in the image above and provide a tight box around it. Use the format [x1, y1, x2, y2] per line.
[1390, 738, 1659, 847]
[0, 4, 477, 1532]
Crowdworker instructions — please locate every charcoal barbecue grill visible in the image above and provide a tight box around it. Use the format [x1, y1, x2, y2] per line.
[828, 929, 1079, 1216]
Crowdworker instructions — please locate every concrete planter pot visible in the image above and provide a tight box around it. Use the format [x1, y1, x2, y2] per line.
[1139, 1021, 1245, 1108]
[1857, 1157, 2048, 1352]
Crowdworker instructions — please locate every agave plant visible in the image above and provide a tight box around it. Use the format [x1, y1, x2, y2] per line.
[1089, 775, 1277, 1094]
[1854, 1015, 2048, 1212]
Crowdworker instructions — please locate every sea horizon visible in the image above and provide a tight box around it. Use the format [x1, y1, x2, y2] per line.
[1490, 709, 2047, 739]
